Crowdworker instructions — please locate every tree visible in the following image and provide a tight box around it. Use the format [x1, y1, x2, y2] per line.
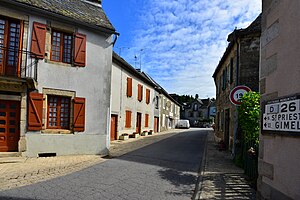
[195, 94, 199, 99]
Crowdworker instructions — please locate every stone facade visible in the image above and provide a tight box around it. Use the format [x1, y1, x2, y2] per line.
[257, 1, 300, 199]
[213, 15, 261, 151]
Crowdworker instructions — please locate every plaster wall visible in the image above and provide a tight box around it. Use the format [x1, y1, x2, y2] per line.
[111, 62, 155, 138]
[23, 15, 113, 157]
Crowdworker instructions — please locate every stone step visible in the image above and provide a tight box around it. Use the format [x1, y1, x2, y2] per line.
[0, 152, 25, 164]
[0, 152, 21, 158]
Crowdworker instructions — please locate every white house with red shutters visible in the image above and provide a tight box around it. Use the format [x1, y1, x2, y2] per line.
[110, 52, 157, 140]
[0, 0, 117, 157]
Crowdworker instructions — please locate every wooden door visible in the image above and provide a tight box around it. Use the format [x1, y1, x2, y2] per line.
[154, 117, 159, 133]
[224, 109, 230, 150]
[0, 100, 20, 152]
[136, 112, 141, 134]
[110, 115, 117, 141]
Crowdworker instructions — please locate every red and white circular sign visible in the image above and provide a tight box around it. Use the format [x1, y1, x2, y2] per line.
[229, 85, 251, 105]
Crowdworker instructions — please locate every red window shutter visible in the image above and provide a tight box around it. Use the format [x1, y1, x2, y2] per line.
[30, 22, 46, 59]
[28, 92, 43, 131]
[74, 33, 86, 67]
[73, 97, 85, 132]
[138, 84, 143, 101]
[146, 89, 150, 104]
[145, 114, 149, 127]
[127, 77, 132, 97]
[125, 110, 131, 128]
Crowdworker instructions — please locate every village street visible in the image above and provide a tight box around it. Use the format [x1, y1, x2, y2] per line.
[0, 129, 207, 200]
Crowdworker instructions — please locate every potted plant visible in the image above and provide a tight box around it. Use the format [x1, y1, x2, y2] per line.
[119, 133, 129, 140]
[141, 130, 148, 136]
[130, 132, 140, 138]
[148, 130, 153, 135]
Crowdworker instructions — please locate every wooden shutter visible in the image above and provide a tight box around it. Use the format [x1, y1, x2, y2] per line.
[73, 97, 85, 132]
[74, 33, 86, 67]
[146, 89, 150, 104]
[30, 22, 46, 59]
[125, 110, 131, 128]
[127, 77, 132, 97]
[138, 84, 143, 101]
[28, 92, 43, 131]
[145, 114, 149, 127]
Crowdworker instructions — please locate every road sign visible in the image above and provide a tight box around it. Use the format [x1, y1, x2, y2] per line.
[263, 95, 300, 132]
[229, 85, 251, 105]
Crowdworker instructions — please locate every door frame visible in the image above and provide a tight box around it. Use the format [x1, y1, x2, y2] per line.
[224, 109, 230, 150]
[0, 100, 21, 152]
[136, 112, 142, 134]
[110, 114, 118, 141]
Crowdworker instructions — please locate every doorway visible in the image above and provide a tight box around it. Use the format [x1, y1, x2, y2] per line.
[110, 115, 118, 141]
[154, 117, 159, 133]
[136, 112, 141, 134]
[224, 109, 230, 150]
[0, 100, 20, 152]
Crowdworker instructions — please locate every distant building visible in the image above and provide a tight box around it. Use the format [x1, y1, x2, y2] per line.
[212, 14, 261, 150]
[257, 1, 300, 199]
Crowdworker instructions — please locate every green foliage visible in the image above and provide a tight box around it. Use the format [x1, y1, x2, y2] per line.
[238, 91, 260, 144]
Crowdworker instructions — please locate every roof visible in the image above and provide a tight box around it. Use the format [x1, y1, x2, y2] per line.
[3, 0, 115, 33]
[141, 72, 181, 107]
[212, 14, 261, 78]
[112, 52, 181, 107]
[112, 52, 157, 88]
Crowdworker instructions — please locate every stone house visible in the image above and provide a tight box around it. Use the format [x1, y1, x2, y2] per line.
[0, 0, 117, 157]
[212, 14, 261, 151]
[181, 98, 215, 127]
[257, 1, 300, 199]
[111, 52, 156, 140]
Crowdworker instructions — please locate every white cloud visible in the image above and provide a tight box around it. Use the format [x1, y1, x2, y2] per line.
[120, 0, 261, 98]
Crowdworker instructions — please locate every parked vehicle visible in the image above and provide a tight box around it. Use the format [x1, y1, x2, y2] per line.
[176, 120, 190, 129]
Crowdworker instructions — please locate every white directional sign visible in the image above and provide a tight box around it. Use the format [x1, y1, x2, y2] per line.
[263, 95, 300, 132]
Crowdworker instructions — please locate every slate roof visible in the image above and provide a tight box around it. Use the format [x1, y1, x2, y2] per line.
[212, 14, 261, 78]
[4, 0, 115, 32]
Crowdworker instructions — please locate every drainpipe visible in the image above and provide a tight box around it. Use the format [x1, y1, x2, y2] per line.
[233, 38, 239, 156]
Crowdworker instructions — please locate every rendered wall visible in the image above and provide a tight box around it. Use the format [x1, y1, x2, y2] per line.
[258, 1, 300, 199]
[24, 15, 113, 157]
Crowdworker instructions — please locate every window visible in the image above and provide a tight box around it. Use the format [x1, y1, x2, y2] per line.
[137, 84, 143, 101]
[28, 92, 85, 132]
[193, 104, 198, 111]
[125, 110, 131, 128]
[47, 95, 70, 129]
[155, 96, 159, 109]
[230, 58, 234, 83]
[222, 68, 227, 90]
[30, 21, 86, 66]
[146, 89, 150, 104]
[0, 17, 22, 76]
[145, 114, 149, 127]
[51, 30, 72, 63]
[127, 77, 132, 97]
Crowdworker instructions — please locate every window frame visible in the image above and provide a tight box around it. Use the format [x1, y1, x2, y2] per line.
[47, 95, 71, 130]
[50, 29, 73, 64]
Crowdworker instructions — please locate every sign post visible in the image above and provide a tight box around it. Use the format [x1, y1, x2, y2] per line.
[229, 85, 251, 105]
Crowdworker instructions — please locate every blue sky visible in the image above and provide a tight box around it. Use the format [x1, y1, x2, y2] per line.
[102, 0, 261, 98]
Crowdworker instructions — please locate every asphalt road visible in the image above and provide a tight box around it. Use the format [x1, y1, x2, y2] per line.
[0, 128, 208, 200]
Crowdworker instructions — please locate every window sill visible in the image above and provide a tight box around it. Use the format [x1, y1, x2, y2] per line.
[41, 129, 72, 134]
[44, 59, 72, 67]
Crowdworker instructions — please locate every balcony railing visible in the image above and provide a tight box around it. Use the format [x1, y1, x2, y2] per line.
[0, 47, 38, 81]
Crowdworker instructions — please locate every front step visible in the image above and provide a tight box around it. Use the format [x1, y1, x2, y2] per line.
[0, 152, 25, 164]
[0, 152, 21, 158]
